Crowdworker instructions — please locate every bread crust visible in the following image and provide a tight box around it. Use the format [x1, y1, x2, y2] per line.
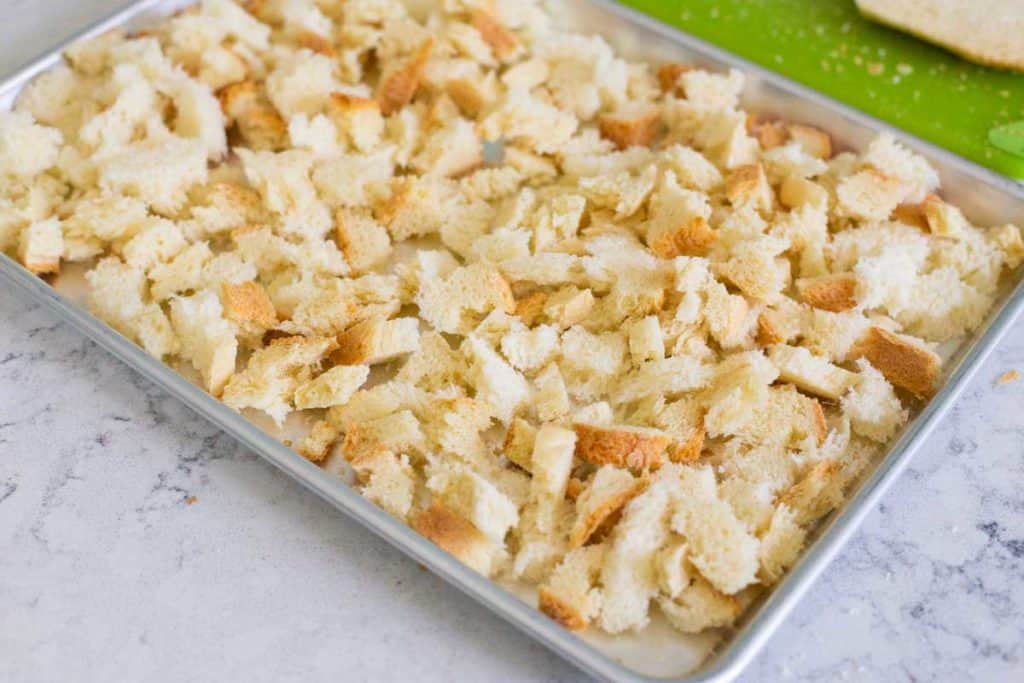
[538, 587, 587, 631]
[412, 503, 493, 573]
[569, 477, 648, 549]
[573, 423, 670, 472]
[598, 107, 661, 150]
[378, 39, 434, 115]
[852, 326, 940, 398]
[648, 217, 717, 258]
[221, 280, 277, 328]
[657, 63, 691, 94]
[796, 273, 858, 312]
[470, 9, 520, 61]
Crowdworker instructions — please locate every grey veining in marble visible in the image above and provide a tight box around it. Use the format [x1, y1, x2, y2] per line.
[2, 3, 1024, 682]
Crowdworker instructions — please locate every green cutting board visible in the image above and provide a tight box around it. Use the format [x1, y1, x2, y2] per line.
[619, 0, 1024, 179]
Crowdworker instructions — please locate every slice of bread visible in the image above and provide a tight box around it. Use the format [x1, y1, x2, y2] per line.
[856, 0, 1024, 71]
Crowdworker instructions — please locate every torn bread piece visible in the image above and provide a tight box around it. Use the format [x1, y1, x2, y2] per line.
[538, 544, 607, 631]
[413, 503, 502, 577]
[796, 273, 858, 313]
[657, 577, 741, 634]
[850, 326, 940, 398]
[573, 423, 670, 472]
[332, 316, 420, 365]
[768, 344, 859, 401]
[598, 105, 661, 150]
[293, 364, 370, 410]
[569, 466, 647, 549]
[378, 38, 434, 115]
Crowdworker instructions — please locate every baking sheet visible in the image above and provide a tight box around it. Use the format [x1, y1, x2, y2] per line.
[3, 1, 1024, 681]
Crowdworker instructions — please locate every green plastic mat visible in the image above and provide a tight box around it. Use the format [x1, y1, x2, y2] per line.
[618, 0, 1024, 178]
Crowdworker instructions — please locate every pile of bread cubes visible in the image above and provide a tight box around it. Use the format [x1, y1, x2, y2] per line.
[2, 0, 1022, 637]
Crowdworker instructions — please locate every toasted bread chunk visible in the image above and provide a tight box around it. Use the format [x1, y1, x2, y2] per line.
[218, 80, 287, 151]
[796, 272, 858, 312]
[413, 503, 500, 576]
[598, 466, 678, 633]
[842, 358, 908, 442]
[922, 194, 969, 238]
[427, 463, 519, 544]
[657, 62, 691, 93]
[221, 280, 277, 329]
[169, 290, 238, 395]
[470, 9, 520, 61]
[757, 504, 806, 584]
[335, 208, 392, 275]
[296, 419, 339, 462]
[18, 218, 62, 275]
[378, 38, 433, 115]
[851, 326, 940, 398]
[657, 578, 741, 634]
[534, 363, 571, 423]
[779, 174, 829, 211]
[627, 315, 665, 364]
[786, 124, 832, 160]
[360, 451, 417, 520]
[332, 316, 420, 366]
[768, 344, 859, 401]
[671, 466, 759, 595]
[222, 335, 334, 424]
[652, 399, 705, 464]
[573, 423, 670, 472]
[463, 335, 530, 424]
[724, 164, 772, 213]
[777, 459, 844, 526]
[293, 365, 369, 410]
[569, 466, 647, 549]
[598, 105, 661, 150]
[504, 416, 537, 472]
[836, 168, 904, 222]
[538, 545, 607, 631]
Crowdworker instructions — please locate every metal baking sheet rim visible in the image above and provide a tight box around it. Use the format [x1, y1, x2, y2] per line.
[2, 1, 1023, 681]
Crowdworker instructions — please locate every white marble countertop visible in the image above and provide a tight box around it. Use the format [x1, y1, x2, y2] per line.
[2, 2, 1024, 681]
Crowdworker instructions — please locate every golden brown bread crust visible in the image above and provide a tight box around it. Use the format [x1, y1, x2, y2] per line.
[668, 419, 705, 464]
[331, 317, 380, 365]
[471, 9, 520, 61]
[538, 586, 587, 631]
[221, 280, 278, 328]
[746, 115, 788, 150]
[573, 424, 670, 472]
[852, 326, 941, 398]
[514, 290, 547, 327]
[787, 124, 832, 159]
[568, 477, 648, 549]
[657, 63, 691, 94]
[648, 217, 718, 258]
[724, 164, 769, 208]
[809, 398, 828, 446]
[218, 80, 287, 151]
[796, 273, 859, 313]
[412, 502, 491, 566]
[297, 30, 336, 58]
[892, 198, 931, 231]
[377, 39, 434, 115]
[598, 108, 661, 151]
[756, 313, 785, 347]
